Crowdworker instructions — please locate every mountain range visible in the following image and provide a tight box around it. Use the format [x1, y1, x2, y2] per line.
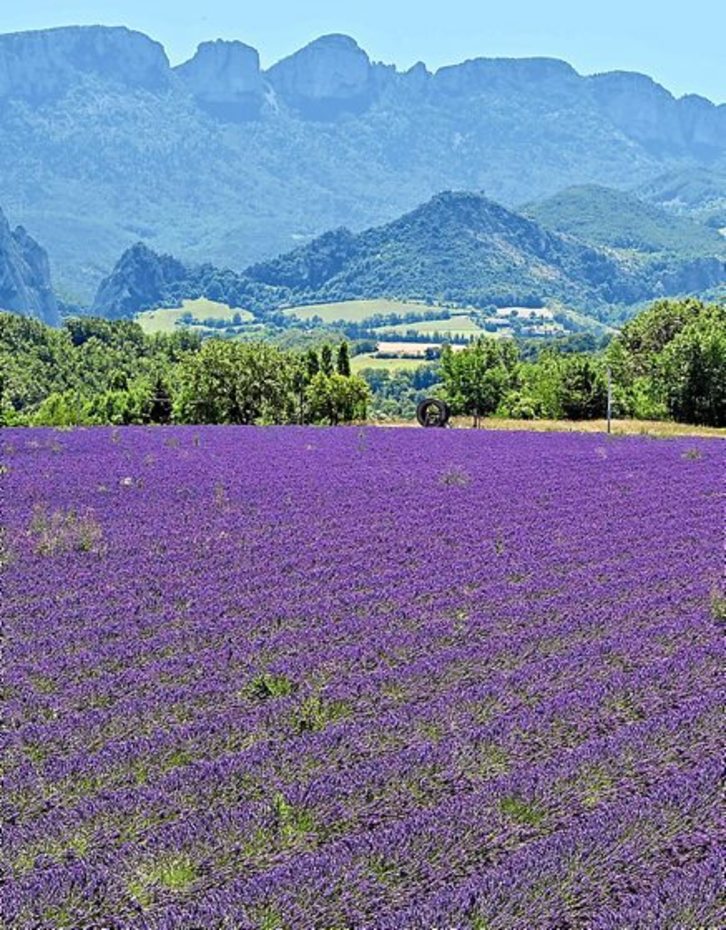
[89, 190, 725, 322]
[0, 25, 724, 302]
[2, 182, 724, 327]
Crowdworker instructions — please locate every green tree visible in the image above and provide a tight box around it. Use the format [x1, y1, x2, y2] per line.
[614, 298, 708, 377]
[606, 298, 723, 422]
[32, 392, 89, 427]
[108, 369, 129, 391]
[320, 344, 334, 377]
[306, 372, 370, 425]
[291, 357, 310, 425]
[0, 312, 198, 419]
[176, 341, 294, 424]
[499, 350, 564, 419]
[559, 355, 608, 420]
[149, 375, 173, 424]
[336, 341, 351, 376]
[441, 338, 516, 426]
[656, 306, 726, 426]
[305, 348, 320, 379]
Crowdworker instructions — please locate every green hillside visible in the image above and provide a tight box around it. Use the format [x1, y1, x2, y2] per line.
[243, 193, 625, 310]
[243, 191, 724, 314]
[635, 168, 726, 229]
[524, 184, 726, 256]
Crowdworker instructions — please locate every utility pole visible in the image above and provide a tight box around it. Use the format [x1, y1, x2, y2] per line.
[606, 366, 612, 435]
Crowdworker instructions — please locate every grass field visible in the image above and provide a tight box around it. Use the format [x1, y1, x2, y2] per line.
[282, 299, 450, 324]
[374, 315, 483, 339]
[136, 299, 254, 334]
[458, 417, 726, 438]
[381, 416, 726, 438]
[351, 354, 434, 372]
[375, 341, 468, 357]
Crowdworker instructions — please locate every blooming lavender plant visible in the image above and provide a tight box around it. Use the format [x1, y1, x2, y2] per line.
[1, 426, 723, 929]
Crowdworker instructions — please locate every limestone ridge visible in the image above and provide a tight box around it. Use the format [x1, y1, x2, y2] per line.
[0, 26, 170, 99]
[1, 26, 724, 299]
[177, 34, 390, 119]
[0, 26, 722, 145]
[434, 57, 581, 96]
[588, 71, 726, 154]
[0, 208, 59, 325]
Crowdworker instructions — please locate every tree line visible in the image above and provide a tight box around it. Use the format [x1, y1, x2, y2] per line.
[1, 298, 723, 428]
[0, 316, 369, 427]
[437, 299, 724, 427]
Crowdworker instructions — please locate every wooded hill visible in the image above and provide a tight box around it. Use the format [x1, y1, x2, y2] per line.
[91, 191, 725, 323]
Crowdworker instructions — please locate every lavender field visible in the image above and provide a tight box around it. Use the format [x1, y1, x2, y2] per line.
[2, 426, 724, 930]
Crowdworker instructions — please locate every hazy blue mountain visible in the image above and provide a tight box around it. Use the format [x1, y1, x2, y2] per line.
[0, 207, 59, 325]
[92, 192, 726, 320]
[1, 25, 724, 302]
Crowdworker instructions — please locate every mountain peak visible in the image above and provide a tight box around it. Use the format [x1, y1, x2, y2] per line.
[305, 34, 365, 51]
[266, 33, 373, 117]
[175, 39, 262, 117]
[410, 190, 521, 227]
[588, 70, 725, 150]
[92, 242, 188, 320]
[434, 56, 579, 95]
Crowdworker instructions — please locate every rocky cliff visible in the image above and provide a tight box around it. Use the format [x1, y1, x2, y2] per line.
[0, 26, 169, 100]
[434, 56, 581, 97]
[0, 209, 59, 325]
[588, 72, 726, 153]
[92, 242, 189, 320]
[175, 40, 263, 118]
[2, 25, 722, 144]
[266, 35, 375, 117]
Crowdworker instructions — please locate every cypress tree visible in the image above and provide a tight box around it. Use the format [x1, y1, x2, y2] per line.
[336, 341, 351, 377]
[305, 348, 320, 379]
[150, 375, 173, 424]
[320, 344, 334, 377]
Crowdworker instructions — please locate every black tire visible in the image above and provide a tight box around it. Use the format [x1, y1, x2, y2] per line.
[416, 398, 450, 428]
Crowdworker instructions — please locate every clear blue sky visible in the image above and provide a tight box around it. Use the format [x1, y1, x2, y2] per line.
[3, 0, 725, 102]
